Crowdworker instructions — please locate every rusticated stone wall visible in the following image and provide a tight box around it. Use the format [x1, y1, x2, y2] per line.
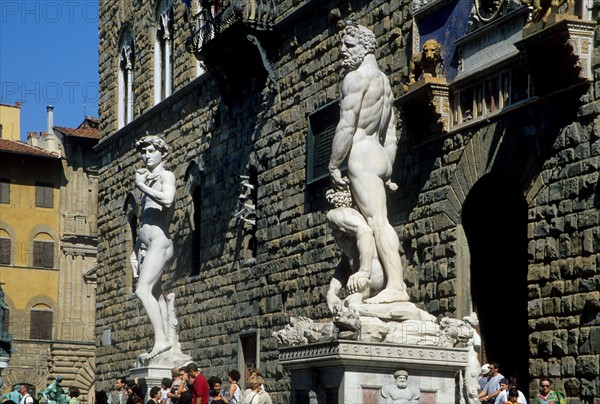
[96, 0, 599, 402]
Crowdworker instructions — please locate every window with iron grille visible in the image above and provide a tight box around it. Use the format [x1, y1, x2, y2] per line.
[0, 237, 11, 265]
[306, 100, 340, 184]
[30, 306, 53, 340]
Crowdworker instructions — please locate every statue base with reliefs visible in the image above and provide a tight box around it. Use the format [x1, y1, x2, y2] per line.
[129, 352, 192, 400]
[279, 340, 469, 404]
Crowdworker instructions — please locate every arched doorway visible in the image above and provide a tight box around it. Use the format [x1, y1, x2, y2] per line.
[462, 173, 529, 393]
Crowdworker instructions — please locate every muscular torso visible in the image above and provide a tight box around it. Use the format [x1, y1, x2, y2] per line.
[138, 174, 173, 246]
[351, 69, 392, 142]
[345, 64, 395, 179]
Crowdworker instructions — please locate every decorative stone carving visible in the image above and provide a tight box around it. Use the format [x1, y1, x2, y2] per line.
[468, 0, 525, 32]
[130, 136, 191, 367]
[408, 39, 445, 85]
[380, 369, 420, 404]
[272, 317, 337, 347]
[439, 313, 482, 404]
[527, 0, 576, 26]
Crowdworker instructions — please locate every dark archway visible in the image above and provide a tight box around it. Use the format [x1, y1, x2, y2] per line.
[462, 173, 529, 393]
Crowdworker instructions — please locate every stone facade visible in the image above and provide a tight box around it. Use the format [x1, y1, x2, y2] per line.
[96, 0, 599, 402]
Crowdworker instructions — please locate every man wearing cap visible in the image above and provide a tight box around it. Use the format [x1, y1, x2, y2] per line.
[478, 364, 490, 392]
[479, 362, 504, 403]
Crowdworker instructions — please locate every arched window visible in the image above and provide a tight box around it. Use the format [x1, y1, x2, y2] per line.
[32, 232, 55, 268]
[154, 0, 173, 104]
[118, 25, 135, 128]
[0, 228, 11, 265]
[30, 303, 53, 340]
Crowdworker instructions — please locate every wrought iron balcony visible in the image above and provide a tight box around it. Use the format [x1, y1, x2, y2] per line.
[186, 0, 277, 57]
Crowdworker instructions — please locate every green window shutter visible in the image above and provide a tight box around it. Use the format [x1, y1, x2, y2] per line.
[35, 182, 54, 208]
[0, 180, 9, 204]
[33, 240, 54, 268]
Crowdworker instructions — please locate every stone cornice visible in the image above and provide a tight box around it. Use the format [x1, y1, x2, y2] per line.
[279, 340, 470, 371]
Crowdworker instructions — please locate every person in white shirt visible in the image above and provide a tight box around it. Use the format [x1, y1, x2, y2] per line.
[495, 377, 527, 404]
[19, 385, 33, 404]
[479, 362, 504, 403]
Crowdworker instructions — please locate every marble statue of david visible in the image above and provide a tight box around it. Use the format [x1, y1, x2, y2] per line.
[130, 135, 176, 361]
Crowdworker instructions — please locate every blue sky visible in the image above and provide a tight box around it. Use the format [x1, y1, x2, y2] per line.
[0, 0, 99, 141]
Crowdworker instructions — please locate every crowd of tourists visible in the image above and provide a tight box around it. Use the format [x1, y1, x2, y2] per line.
[4, 360, 569, 404]
[98, 364, 271, 404]
[478, 362, 566, 404]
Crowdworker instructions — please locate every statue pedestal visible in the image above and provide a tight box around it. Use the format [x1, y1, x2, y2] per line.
[130, 365, 172, 401]
[279, 340, 469, 404]
[130, 351, 192, 400]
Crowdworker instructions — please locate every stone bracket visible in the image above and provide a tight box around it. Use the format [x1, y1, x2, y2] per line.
[247, 34, 278, 89]
[515, 17, 594, 96]
[396, 78, 451, 141]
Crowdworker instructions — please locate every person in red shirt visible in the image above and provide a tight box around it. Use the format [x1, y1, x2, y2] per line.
[186, 363, 209, 404]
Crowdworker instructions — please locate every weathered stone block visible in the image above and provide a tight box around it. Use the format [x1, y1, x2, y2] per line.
[576, 355, 600, 378]
[562, 356, 577, 376]
[580, 326, 600, 354]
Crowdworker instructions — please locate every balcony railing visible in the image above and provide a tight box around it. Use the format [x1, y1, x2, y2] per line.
[187, 0, 277, 56]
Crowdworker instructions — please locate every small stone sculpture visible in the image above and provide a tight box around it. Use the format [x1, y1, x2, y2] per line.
[439, 313, 481, 404]
[332, 306, 361, 340]
[272, 317, 337, 346]
[329, 23, 409, 305]
[408, 39, 444, 84]
[325, 186, 385, 313]
[527, 0, 575, 25]
[380, 370, 420, 404]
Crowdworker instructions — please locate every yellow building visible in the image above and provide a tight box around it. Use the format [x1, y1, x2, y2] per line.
[0, 105, 98, 401]
[0, 103, 21, 141]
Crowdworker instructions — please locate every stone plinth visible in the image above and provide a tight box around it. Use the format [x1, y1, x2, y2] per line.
[279, 340, 469, 404]
[130, 365, 172, 400]
[396, 80, 451, 139]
